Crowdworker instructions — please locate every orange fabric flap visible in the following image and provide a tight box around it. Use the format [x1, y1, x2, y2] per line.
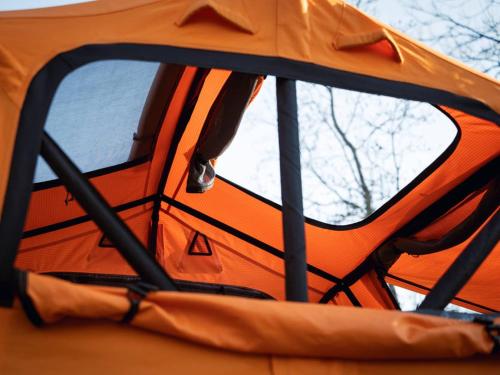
[334, 28, 404, 63]
[25, 273, 494, 360]
[176, 0, 256, 35]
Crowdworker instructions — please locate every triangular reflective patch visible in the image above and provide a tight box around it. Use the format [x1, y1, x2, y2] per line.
[188, 232, 212, 256]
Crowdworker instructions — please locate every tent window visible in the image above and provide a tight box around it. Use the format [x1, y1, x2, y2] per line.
[34, 60, 161, 183]
[217, 77, 458, 226]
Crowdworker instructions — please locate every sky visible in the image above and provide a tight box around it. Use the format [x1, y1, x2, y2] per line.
[0, 0, 92, 10]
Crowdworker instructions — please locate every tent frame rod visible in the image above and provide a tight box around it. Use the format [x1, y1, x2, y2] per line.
[40, 131, 177, 291]
[418, 210, 499, 310]
[276, 77, 308, 302]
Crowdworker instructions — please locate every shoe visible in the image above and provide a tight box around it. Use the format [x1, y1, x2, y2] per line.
[186, 154, 215, 193]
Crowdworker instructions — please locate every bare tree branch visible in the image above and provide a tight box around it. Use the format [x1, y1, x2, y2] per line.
[326, 88, 373, 214]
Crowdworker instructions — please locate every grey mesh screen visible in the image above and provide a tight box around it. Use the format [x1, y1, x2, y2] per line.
[34, 60, 159, 183]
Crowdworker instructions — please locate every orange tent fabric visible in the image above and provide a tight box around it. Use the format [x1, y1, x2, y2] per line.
[1, 273, 498, 374]
[0, 0, 497, 311]
[0, 1, 499, 370]
[19, 273, 500, 359]
[1, 303, 498, 374]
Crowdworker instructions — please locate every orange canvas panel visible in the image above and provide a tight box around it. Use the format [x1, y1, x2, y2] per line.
[0, 304, 270, 375]
[15, 204, 153, 275]
[157, 203, 331, 302]
[270, 357, 500, 375]
[1, 304, 498, 375]
[23, 273, 497, 359]
[1, 0, 499, 215]
[0, 89, 18, 215]
[412, 189, 486, 242]
[145, 66, 198, 195]
[25, 162, 151, 231]
[350, 272, 396, 309]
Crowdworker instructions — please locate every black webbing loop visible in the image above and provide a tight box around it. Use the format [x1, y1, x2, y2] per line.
[121, 282, 158, 324]
[15, 271, 44, 327]
[393, 177, 499, 256]
[474, 315, 500, 353]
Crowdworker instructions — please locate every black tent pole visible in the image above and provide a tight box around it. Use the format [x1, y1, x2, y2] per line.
[418, 210, 500, 310]
[276, 77, 308, 302]
[40, 131, 176, 291]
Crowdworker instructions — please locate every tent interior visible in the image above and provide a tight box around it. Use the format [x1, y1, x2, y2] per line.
[13, 60, 499, 312]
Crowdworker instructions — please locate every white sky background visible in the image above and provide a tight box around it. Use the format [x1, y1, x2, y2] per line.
[3, 0, 495, 312]
[0, 0, 93, 10]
